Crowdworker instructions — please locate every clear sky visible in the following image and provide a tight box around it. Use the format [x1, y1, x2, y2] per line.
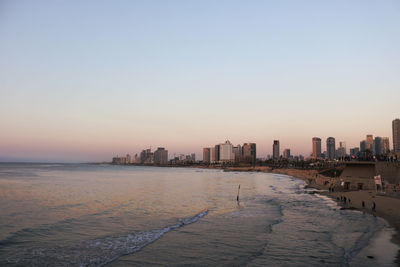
[1, 0, 399, 162]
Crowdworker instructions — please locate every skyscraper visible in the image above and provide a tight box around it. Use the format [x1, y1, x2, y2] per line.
[337, 142, 346, 159]
[360, 140, 367, 152]
[366, 134, 374, 153]
[374, 137, 383, 156]
[326, 137, 336, 160]
[203, 148, 210, 163]
[210, 147, 216, 163]
[233, 144, 242, 159]
[215, 144, 220, 162]
[154, 147, 168, 165]
[382, 137, 390, 155]
[219, 140, 234, 162]
[283, 149, 291, 159]
[273, 140, 280, 160]
[242, 143, 256, 163]
[393, 119, 400, 153]
[312, 137, 322, 159]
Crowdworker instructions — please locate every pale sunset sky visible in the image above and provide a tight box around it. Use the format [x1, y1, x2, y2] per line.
[1, 1, 399, 162]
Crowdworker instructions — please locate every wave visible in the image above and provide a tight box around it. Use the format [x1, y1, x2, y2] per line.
[2, 210, 208, 267]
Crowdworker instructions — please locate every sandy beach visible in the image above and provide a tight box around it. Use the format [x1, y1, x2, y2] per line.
[196, 165, 400, 251]
[325, 191, 400, 245]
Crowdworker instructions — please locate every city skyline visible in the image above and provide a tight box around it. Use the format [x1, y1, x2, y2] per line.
[1, 1, 400, 162]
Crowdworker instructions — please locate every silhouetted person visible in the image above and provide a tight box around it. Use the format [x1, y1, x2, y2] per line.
[372, 202, 376, 213]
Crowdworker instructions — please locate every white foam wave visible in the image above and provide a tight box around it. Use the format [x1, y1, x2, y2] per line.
[4, 210, 208, 267]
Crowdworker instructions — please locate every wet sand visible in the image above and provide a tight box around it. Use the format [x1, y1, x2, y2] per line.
[326, 191, 400, 247]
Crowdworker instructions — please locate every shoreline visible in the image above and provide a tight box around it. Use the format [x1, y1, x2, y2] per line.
[193, 165, 400, 254]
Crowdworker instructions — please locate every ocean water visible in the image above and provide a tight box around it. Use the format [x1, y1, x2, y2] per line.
[0, 163, 397, 266]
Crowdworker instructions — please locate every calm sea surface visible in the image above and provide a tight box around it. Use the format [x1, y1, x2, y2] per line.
[0, 163, 397, 266]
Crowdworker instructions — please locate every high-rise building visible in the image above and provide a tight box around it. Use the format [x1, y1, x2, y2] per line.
[382, 137, 390, 155]
[312, 137, 322, 159]
[191, 153, 196, 161]
[233, 145, 242, 159]
[154, 147, 168, 165]
[393, 119, 400, 153]
[273, 140, 280, 160]
[360, 140, 367, 152]
[337, 142, 346, 159]
[283, 149, 291, 159]
[140, 149, 153, 164]
[326, 137, 336, 160]
[203, 148, 210, 163]
[242, 143, 256, 163]
[374, 137, 383, 156]
[215, 145, 220, 162]
[219, 140, 234, 162]
[210, 147, 216, 163]
[366, 134, 374, 153]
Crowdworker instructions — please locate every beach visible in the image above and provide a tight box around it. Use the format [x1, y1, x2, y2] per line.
[326, 190, 400, 246]
[196, 165, 400, 260]
[2, 163, 395, 266]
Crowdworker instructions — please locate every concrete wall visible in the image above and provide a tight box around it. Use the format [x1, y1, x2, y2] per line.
[340, 162, 400, 191]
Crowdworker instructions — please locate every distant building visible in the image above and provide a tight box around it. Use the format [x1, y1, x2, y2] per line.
[191, 153, 196, 162]
[360, 140, 367, 152]
[374, 137, 383, 156]
[350, 148, 360, 158]
[126, 154, 131, 164]
[242, 143, 256, 163]
[133, 154, 140, 163]
[140, 149, 154, 164]
[203, 148, 210, 163]
[312, 137, 322, 159]
[337, 142, 346, 159]
[219, 140, 234, 162]
[215, 145, 220, 162]
[283, 149, 291, 159]
[366, 134, 374, 153]
[112, 156, 126, 165]
[326, 137, 336, 160]
[273, 140, 280, 160]
[210, 147, 216, 163]
[393, 119, 400, 153]
[233, 144, 242, 159]
[382, 137, 390, 155]
[154, 147, 168, 165]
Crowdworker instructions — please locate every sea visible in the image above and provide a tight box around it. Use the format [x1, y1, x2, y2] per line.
[0, 163, 398, 266]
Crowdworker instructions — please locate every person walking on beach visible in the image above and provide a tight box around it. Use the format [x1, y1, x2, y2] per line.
[362, 201, 365, 213]
[372, 202, 376, 213]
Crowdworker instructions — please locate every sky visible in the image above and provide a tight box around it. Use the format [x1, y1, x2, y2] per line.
[1, 0, 400, 162]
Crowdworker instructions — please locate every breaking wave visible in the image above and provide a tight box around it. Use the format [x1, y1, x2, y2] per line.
[3, 210, 208, 267]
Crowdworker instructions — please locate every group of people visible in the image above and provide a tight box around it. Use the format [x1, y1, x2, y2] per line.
[336, 195, 351, 207]
[335, 197, 376, 214]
